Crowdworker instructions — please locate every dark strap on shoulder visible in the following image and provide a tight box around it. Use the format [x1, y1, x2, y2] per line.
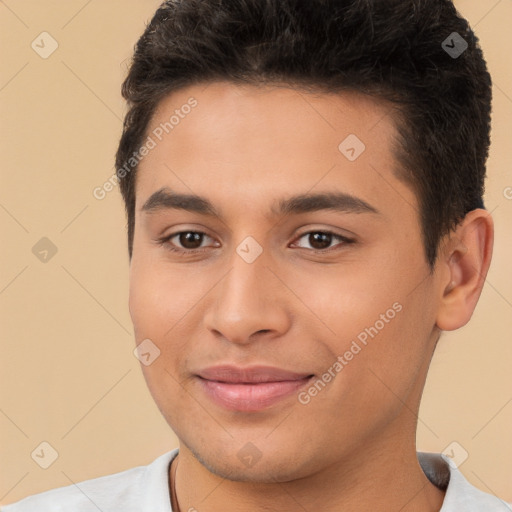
[417, 452, 451, 491]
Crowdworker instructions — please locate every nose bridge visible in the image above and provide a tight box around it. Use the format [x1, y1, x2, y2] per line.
[204, 242, 289, 343]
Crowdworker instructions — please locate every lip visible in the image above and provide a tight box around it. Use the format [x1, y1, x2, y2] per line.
[196, 365, 314, 412]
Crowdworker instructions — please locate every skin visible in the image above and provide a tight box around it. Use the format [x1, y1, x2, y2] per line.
[128, 81, 493, 512]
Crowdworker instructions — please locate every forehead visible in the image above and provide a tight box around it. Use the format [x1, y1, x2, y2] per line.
[135, 81, 417, 219]
[148, 81, 396, 155]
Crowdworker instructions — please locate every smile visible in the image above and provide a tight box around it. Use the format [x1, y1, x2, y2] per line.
[196, 365, 315, 412]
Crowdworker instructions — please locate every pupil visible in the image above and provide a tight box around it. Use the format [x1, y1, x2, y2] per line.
[181, 232, 202, 249]
[310, 232, 331, 249]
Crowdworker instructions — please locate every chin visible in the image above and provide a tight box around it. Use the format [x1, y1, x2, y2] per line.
[182, 436, 319, 483]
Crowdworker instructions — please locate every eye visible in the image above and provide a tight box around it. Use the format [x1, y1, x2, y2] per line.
[157, 231, 217, 254]
[292, 230, 354, 252]
[157, 229, 354, 255]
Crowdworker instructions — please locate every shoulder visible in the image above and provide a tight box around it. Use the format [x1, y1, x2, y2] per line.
[441, 454, 512, 511]
[1, 449, 178, 512]
[418, 452, 512, 511]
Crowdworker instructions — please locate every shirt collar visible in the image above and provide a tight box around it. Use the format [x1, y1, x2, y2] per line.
[151, 449, 508, 512]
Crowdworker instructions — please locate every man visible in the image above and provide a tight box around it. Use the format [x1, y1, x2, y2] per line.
[2, 0, 510, 510]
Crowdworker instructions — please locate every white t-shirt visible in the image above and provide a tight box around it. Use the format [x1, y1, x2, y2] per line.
[1, 449, 510, 511]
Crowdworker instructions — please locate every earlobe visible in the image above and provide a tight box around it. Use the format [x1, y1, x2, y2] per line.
[435, 209, 494, 332]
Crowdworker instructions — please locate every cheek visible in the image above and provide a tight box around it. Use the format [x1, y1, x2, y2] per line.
[288, 259, 399, 346]
[344, 282, 438, 408]
[128, 265, 157, 341]
[128, 257, 193, 420]
[301, 256, 437, 405]
[129, 255, 199, 340]
[128, 255, 219, 394]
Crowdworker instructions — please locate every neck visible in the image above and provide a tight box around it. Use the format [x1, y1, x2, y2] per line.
[170, 430, 445, 512]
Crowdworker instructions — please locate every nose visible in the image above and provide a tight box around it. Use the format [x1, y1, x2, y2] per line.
[203, 246, 291, 346]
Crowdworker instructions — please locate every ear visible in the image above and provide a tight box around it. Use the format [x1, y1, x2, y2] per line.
[435, 209, 494, 331]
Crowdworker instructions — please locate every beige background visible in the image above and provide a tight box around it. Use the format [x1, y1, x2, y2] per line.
[1, 0, 511, 506]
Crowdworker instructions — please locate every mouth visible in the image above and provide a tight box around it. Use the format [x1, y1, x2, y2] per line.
[196, 365, 315, 412]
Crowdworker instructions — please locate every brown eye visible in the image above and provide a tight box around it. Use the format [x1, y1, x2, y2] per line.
[307, 232, 333, 250]
[176, 232, 205, 250]
[294, 231, 353, 252]
[158, 231, 216, 254]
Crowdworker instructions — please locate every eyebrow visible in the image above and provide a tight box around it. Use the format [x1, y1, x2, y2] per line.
[141, 187, 380, 219]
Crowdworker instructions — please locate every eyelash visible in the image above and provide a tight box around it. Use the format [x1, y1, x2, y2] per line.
[156, 230, 354, 256]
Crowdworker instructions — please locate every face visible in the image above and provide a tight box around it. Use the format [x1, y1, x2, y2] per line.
[129, 82, 444, 482]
